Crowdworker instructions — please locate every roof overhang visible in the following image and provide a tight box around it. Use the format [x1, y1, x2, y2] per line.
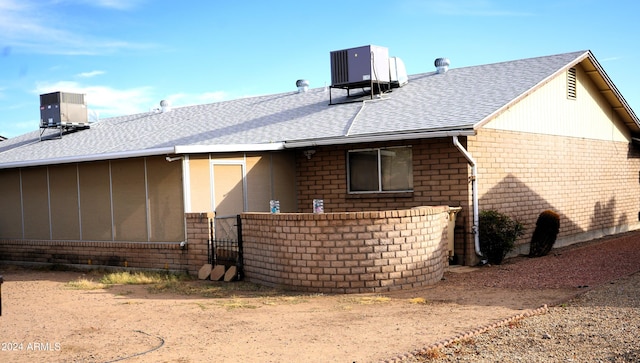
[474, 50, 640, 135]
[283, 129, 476, 148]
[579, 52, 640, 134]
[0, 146, 176, 170]
[174, 142, 285, 154]
[0, 143, 288, 169]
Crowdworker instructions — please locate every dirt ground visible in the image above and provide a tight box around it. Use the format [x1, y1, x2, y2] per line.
[1, 232, 639, 363]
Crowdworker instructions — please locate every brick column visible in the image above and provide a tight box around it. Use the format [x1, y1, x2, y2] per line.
[184, 212, 213, 275]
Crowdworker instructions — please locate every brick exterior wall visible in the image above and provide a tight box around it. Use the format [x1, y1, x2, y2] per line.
[295, 139, 474, 264]
[5, 130, 634, 279]
[296, 139, 470, 212]
[241, 206, 451, 294]
[294, 133, 640, 266]
[0, 213, 211, 276]
[469, 128, 640, 256]
[184, 212, 214, 274]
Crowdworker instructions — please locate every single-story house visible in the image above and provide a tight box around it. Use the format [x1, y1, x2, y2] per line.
[0, 48, 638, 291]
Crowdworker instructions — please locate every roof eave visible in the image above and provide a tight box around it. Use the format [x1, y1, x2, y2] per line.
[0, 142, 290, 169]
[580, 51, 640, 134]
[283, 129, 476, 148]
[174, 142, 286, 154]
[473, 50, 640, 134]
[0, 146, 176, 170]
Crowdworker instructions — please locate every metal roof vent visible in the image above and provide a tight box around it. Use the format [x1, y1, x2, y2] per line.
[160, 99, 171, 112]
[296, 79, 310, 93]
[435, 58, 450, 74]
[567, 67, 577, 99]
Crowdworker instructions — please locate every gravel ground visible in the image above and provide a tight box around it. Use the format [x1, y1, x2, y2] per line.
[409, 272, 640, 362]
[401, 233, 640, 363]
[2, 231, 639, 362]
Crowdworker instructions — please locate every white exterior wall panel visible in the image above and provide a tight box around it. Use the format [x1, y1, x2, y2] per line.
[485, 64, 630, 143]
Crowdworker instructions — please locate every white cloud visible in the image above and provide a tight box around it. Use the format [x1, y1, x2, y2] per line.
[34, 81, 155, 117]
[0, 0, 23, 11]
[200, 92, 230, 103]
[33, 80, 237, 122]
[407, 0, 534, 16]
[0, 0, 156, 55]
[76, 70, 106, 78]
[78, 0, 145, 10]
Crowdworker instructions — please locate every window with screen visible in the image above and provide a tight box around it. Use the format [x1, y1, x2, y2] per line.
[348, 146, 413, 193]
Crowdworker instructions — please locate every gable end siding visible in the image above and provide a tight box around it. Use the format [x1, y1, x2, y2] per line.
[484, 63, 630, 142]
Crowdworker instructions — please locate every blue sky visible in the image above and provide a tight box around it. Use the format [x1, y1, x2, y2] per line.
[0, 0, 638, 138]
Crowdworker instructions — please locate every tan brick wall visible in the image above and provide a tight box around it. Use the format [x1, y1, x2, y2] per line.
[294, 132, 640, 266]
[469, 128, 640, 255]
[184, 212, 214, 274]
[296, 140, 470, 212]
[0, 213, 211, 275]
[241, 206, 450, 293]
[295, 139, 474, 264]
[0, 240, 189, 271]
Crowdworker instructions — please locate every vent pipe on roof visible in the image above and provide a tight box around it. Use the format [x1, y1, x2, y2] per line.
[160, 99, 171, 112]
[435, 58, 450, 74]
[296, 79, 309, 93]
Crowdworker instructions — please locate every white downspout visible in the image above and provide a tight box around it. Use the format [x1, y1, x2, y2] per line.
[452, 136, 485, 262]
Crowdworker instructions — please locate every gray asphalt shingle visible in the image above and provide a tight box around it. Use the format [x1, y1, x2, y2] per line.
[0, 50, 592, 166]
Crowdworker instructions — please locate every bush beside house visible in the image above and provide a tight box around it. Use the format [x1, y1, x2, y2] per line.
[479, 210, 525, 265]
[529, 210, 561, 257]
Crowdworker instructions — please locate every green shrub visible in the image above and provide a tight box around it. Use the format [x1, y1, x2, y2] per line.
[479, 210, 525, 265]
[528, 210, 560, 257]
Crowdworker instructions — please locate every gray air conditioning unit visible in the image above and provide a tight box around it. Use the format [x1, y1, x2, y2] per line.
[40, 91, 88, 128]
[330, 45, 390, 88]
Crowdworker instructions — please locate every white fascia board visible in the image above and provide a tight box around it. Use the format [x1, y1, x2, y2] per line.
[283, 129, 476, 148]
[0, 143, 287, 169]
[0, 146, 176, 169]
[174, 143, 285, 154]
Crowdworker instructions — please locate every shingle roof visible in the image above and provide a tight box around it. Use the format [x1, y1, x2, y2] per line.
[1, 50, 634, 168]
[349, 50, 589, 135]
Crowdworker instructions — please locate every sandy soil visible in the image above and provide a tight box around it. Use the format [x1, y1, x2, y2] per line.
[1, 232, 639, 363]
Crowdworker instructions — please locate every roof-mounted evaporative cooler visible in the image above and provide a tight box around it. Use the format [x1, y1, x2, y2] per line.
[330, 45, 390, 88]
[328, 45, 406, 105]
[39, 91, 89, 140]
[40, 91, 88, 127]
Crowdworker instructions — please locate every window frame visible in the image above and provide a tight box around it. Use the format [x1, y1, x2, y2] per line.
[346, 145, 413, 194]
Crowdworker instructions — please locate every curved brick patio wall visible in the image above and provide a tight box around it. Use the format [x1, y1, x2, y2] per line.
[241, 206, 451, 293]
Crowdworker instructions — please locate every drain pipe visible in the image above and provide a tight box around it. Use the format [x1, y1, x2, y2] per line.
[452, 136, 486, 263]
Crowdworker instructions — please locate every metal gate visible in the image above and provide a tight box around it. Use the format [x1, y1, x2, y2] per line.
[208, 214, 243, 280]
